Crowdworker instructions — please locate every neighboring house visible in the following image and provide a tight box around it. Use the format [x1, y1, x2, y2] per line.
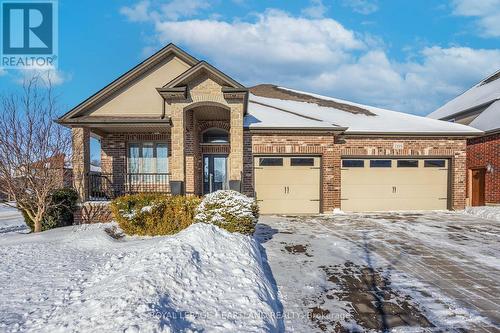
[17, 153, 73, 189]
[428, 70, 500, 206]
[57, 44, 481, 214]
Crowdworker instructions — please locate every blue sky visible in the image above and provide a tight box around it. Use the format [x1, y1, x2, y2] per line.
[1, 0, 500, 120]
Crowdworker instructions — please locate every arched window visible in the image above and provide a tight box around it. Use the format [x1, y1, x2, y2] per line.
[202, 128, 229, 143]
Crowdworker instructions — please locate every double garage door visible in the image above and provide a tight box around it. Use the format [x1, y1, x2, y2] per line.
[341, 158, 449, 212]
[254, 156, 450, 214]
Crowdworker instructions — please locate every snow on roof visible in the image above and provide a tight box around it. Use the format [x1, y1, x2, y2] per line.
[428, 69, 500, 122]
[244, 100, 340, 129]
[245, 87, 482, 135]
[468, 100, 500, 132]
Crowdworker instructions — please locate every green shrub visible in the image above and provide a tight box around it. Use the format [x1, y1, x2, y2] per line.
[22, 188, 79, 232]
[110, 193, 201, 236]
[194, 190, 259, 235]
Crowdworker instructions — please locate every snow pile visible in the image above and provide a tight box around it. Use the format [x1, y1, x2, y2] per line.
[195, 190, 257, 225]
[0, 223, 280, 332]
[463, 206, 500, 222]
[0, 203, 28, 234]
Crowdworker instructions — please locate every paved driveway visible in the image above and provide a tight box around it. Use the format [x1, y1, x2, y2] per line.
[255, 212, 500, 332]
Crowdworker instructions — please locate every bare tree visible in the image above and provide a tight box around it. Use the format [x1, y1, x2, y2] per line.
[0, 74, 71, 232]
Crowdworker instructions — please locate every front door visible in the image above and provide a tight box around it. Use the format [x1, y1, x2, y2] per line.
[203, 155, 228, 194]
[471, 168, 486, 206]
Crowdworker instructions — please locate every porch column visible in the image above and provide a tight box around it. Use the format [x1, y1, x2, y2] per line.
[229, 104, 244, 190]
[72, 127, 90, 201]
[170, 104, 185, 193]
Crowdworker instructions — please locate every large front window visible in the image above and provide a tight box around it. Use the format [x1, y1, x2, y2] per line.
[128, 142, 168, 182]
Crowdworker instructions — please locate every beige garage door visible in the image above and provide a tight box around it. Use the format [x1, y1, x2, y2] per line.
[254, 156, 321, 214]
[341, 158, 449, 212]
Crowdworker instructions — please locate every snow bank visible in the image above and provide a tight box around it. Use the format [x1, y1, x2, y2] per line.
[0, 223, 280, 332]
[463, 206, 500, 222]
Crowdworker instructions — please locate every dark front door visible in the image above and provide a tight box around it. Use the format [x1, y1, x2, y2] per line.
[203, 155, 228, 194]
[471, 168, 486, 206]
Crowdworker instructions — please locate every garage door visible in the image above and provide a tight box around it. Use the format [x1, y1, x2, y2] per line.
[254, 156, 321, 214]
[341, 158, 449, 212]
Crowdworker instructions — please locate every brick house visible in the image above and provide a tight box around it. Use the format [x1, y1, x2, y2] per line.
[57, 44, 481, 214]
[428, 70, 500, 206]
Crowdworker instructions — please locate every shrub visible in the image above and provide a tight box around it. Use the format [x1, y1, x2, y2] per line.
[110, 193, 201, 236]
[22, 188, 79, 232]
[194, 190, 259, 235]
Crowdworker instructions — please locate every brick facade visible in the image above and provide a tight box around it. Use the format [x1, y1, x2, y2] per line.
[467, 133, 500, 204]
[101, 132, 171, 192]
[339, 136, 467, 210]
[242, 132, 468, 212]
[243, 131, 337, 212]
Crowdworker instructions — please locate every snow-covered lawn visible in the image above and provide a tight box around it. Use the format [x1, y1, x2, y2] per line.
[256, 211, 500, 332]
[0, 206, 280, 332]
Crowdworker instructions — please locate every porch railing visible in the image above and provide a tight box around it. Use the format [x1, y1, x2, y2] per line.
[88, 172, 170, 201]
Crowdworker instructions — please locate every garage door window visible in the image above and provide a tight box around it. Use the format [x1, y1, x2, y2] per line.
[259, 158, 283, 166]
[342, 160, 364, 168]
[424, 160, 446, 168]
[397, 160, 418, 168]
[370, 160, 392, 168]
[291, 158, 314, 166]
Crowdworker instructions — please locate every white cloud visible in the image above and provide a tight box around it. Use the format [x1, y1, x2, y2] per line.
[120, 0, 151, 22]
[122, 3, 500, 115]
[302, 0, 328, 19]
[452, 0, 500, 37]
[16, 65, 68, 86]
[340, 0, 379, 15]
[121, 0, 211, 22]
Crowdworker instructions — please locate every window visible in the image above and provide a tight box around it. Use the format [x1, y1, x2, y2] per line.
[370, 160, 392, 168]
[128, 143, 168, 175]
[291, 157, 314, 166]
[259, 158, 283, 166]
[342, 160, 364, 168]
[397, 160, 418, 168]
[424, 160, 446, 168]
[202, 128, 229, 144]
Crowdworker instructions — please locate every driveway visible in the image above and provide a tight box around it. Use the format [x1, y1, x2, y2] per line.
[255, 212, 500, 332]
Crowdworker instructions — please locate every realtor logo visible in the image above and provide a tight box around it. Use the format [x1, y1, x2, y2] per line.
[1, 0, 58, 68]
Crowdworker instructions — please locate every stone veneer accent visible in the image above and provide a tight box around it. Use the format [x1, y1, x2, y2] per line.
[243, 131, 468, 212]
[167, 73, 244, 190]
[467, 133, 500, 204]
[72, 127, 90, 201]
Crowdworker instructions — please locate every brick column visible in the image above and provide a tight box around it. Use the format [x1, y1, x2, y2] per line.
[170, 104, 185, 185]
[229, 104, 243, 183]
[72, 127, 90, 202]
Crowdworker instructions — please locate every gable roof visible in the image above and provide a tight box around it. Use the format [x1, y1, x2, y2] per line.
[163, 61, 245, 89]
[427, 69, 500, 133]
[58, 43, 198, 122]
[245, 87, 483, 135]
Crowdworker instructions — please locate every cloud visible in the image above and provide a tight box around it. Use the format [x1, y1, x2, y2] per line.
[121, 3, 500, 115]
[16, 65, 68, 86]
[340, 0, 379, 15]
[120, 0, 151, 22]
[302, 0, 328, 19]
[452, 0, 500, 37]
[120, 0, 211, 22]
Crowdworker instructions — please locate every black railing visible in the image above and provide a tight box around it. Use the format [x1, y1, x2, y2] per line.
[88, 172, 170, 200]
